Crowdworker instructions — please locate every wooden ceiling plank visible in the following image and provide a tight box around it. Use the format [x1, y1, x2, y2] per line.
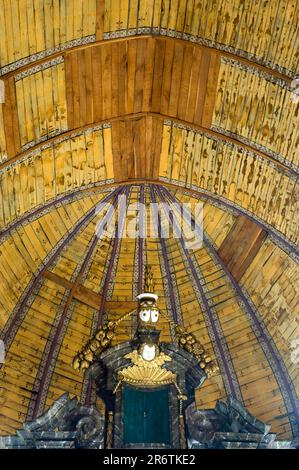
[111, 41, 120, 117]
[177, 43, 194, 121]
[168, 41, 184, 117]
[95, 0, 105, 41]
[143, 37, 156, 112]
[194, 50, 211, 126]
[101, 42, 112, 119]
[134, 38, 146, 113]
[2, 77, 21, 157]
[151, 38, 166, 113]
[64, 52, 74, 129]
[185, 46, 202, 123]
[160, 38, 175, 115]
[118, 40, 127, 117]
[218, 215, 268, 282]
[84, 47, 94, 125]
[202, 52, 221, 128]
[91, 45, 103, 122]
[126, 39, 137, 115]
[78, 48, 87, 128]
[71, 50, 80, 129]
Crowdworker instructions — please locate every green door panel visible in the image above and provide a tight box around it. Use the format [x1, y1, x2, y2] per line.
[123, 385, 170, 445]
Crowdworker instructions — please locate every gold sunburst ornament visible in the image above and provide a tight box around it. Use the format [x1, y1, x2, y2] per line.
[117, 350, 176, 387]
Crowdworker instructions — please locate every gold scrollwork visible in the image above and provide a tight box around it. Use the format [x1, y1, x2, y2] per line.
[72, 311, 136, 372]
[174, 324, 219, 378]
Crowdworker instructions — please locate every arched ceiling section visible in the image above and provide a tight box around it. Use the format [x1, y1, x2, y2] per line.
[0, 0, 298, 444]
[0, 1, 298, 76]
[0, 184, 298, 440]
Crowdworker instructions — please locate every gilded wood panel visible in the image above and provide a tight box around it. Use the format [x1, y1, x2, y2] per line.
[212, 60, 299, 170]
[15, 60, 68, 149]
[0, 0, 97, 73]
[159, 121, 298, 244]
[0, 126, 114, 230]
[103, 0, 299, 75]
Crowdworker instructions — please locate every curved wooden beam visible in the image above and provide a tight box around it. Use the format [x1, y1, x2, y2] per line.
[0, 112, 295, 178]
[1, 34, 291, 84]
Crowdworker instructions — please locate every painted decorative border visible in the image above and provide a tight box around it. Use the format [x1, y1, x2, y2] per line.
[220, 56, 292, 90]
[15, 56, 65, 81]
[0, 35, 96, 77]
[150, 186, 183, 326]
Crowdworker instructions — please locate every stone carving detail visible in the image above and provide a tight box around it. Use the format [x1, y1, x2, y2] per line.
[186, 396, 293, 449]
[0, 394, 104, 449]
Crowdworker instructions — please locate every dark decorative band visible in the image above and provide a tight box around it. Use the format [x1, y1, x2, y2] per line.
[84, 188, 129, 406]
[106, 188, 130, 300]
[28, 229, 106, 419]
[150, 186, 183, 325]
[26, 295, 74, 421]
[15, 56, 64, 81]
[0, 35, 96, 77]
[133, 186, 146, 299]
[220, 56, 291, 90]
[156, 186, 243, 402]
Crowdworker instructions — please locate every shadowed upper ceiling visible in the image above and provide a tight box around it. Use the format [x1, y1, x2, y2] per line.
[0, 1, 298, 441]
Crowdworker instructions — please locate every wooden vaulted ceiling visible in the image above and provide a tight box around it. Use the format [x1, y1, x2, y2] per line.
[0, 1, 298, 441]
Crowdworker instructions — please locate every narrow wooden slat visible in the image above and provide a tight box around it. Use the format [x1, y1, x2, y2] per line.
[84, 47, 94, 124]
[194, 50, 211, 125]
[95, 0, 105, 41]
[151, 38, 166, 113]
[2, 77, 21, 157]
[91, 45, 103, 122]
[202, 52, 221, 128]
[111, 120, 122, 181]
